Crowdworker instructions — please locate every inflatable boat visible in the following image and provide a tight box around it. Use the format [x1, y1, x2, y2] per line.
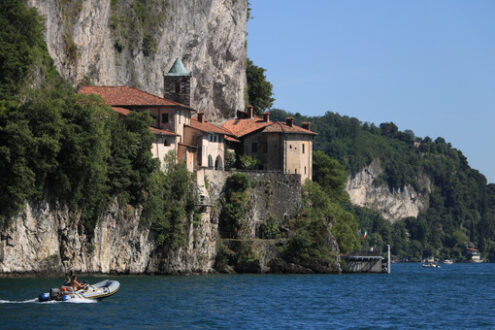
[39, 279, 120, 302]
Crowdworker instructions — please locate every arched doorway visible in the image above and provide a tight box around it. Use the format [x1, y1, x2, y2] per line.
[208, 155, 213, 168]
[215, 155, 223, 170]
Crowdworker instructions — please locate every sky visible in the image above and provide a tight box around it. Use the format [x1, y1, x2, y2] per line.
[246, 0, 495, 183]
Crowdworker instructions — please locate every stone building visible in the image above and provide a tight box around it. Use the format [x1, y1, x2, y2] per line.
[164, 58, 191, 106]
[183, 113, 234, 170]
[222, 106, 317, 183]
[78, 86, 191, 169]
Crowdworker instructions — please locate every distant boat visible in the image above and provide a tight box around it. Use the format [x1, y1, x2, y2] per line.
[442, 259, 454, 264]
[422, 262, 440, 268]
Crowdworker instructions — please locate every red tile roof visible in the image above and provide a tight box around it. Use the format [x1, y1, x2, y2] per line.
[261, 122, 317, 135]
[111, 106, 131, 116]
[78, 86, 193, 109]
[224, 135, 240, 143]
[187, 117, 234, 135]
[221, 116, 316, 137]
[149, 126, 178, 136]
[221, 116, 273, 138]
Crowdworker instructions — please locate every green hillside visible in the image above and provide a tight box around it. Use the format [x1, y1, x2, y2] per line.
[270, 109, 495, 261]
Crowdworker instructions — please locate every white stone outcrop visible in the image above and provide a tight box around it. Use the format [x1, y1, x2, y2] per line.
[346, 160, 431, 223]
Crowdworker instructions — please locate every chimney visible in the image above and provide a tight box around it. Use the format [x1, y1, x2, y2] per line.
[286, 117, 294, 127]
[198, 113, 204, 123]
[301, 122, 311, 130]
[263, 112, 270, 122]
[247, 105, 254, 118]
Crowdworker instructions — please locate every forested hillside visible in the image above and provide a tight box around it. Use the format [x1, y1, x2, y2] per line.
[270, 109, 495, 261]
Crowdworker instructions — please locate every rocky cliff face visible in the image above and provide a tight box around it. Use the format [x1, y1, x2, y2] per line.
[0, 171, 314, 275]
[0, 200, 216, 274]
[26, 0, 247, 122]
[346, 160, 431, 222]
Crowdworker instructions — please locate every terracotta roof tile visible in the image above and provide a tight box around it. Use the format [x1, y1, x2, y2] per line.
[78, 86, 193, 109]
[111, 106, 131, 117]
[224, 135, 240, 143]
[221, 116, 317, 137]
[221, 116, 273, 138]
[187, 117, 233, 135]
[261, 122, 317, 135]
[149, 126, 178, 136]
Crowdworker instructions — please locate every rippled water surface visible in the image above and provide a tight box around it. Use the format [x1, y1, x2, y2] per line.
[1, 263, 495, 329]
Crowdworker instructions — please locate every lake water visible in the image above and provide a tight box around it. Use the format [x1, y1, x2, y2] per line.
[1, 263, 494, 329]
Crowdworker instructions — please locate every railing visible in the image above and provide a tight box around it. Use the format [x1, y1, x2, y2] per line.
[341, 249, 383, 257]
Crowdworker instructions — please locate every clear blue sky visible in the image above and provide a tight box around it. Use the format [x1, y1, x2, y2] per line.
[247, 0, 495, 183]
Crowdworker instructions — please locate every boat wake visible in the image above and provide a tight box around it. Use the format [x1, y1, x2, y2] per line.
[0, 297, 96, 304]
[0, 298, 38, 304]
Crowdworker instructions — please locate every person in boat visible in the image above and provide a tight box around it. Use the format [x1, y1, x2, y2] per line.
[63, 275, 71, 286]
[70, 275, 88, 291]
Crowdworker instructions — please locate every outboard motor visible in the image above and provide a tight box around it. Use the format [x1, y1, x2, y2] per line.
[49, 288, 60, 300]
[39, 292, 50, 302]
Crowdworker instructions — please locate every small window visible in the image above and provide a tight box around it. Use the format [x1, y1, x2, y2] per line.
[252, 142, 258, 153]
[302, 144, 305, 154]
[162, 113, 169, 124]
[209, 135, 212, 142]
[295, 169, 297, 174]
[175, 82, 180, 93]
[164, 138, 170, 147]
[304, 166, 307, 174]
[289, 145, 292, 150]
[214, 136, 217, 142]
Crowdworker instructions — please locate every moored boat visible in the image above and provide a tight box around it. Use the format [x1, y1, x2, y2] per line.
[442, 259, 454, 264]
[422, 262, 440, 268]
[39, 280, 120, 302]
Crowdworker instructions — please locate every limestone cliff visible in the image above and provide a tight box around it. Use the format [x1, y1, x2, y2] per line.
[346, 160, 431, 222]
[0, 170, 317, 275]
[0, 200, 216, 274]
[26, 0, 247, 122]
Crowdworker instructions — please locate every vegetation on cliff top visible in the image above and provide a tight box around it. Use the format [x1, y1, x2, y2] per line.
[270, 109, 495, 261]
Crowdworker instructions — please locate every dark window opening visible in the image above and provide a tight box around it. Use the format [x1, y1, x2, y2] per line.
[304, 166, 307, 174]
[302, 144, 305, 154]
[175, 82, 180, 93]
[162, 113, 169, 124]
[252, 142, 258, 153]
[164, 138, 170, 147]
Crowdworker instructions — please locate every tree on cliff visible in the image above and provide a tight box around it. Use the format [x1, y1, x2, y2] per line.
[246, 58, 274, 115]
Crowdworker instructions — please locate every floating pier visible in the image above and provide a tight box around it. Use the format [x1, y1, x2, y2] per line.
[341, 245, 391, 273]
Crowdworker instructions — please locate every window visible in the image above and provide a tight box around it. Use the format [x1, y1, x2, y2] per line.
[289, 145, 292, 150]
[252, 142, 258, 153]
[175, 82, 180, 93]
[214, 136, 217, 142]
[302, 144, 305, 154]
[304, 166, 307, 174]
[295, 169, 297, 174]
[164, 138, 170, 147]
[162, 113, 169, 124]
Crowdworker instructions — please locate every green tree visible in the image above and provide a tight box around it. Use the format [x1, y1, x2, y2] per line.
[312, 151, 349, 203]
[246, 58, 274, 115]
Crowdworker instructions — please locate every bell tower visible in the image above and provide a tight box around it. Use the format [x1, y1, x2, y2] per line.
[163, 58, 191, 106]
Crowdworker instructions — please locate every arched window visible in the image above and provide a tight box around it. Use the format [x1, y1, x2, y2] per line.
[208, 155, 213, 168]
[215, 155, 223, 170]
